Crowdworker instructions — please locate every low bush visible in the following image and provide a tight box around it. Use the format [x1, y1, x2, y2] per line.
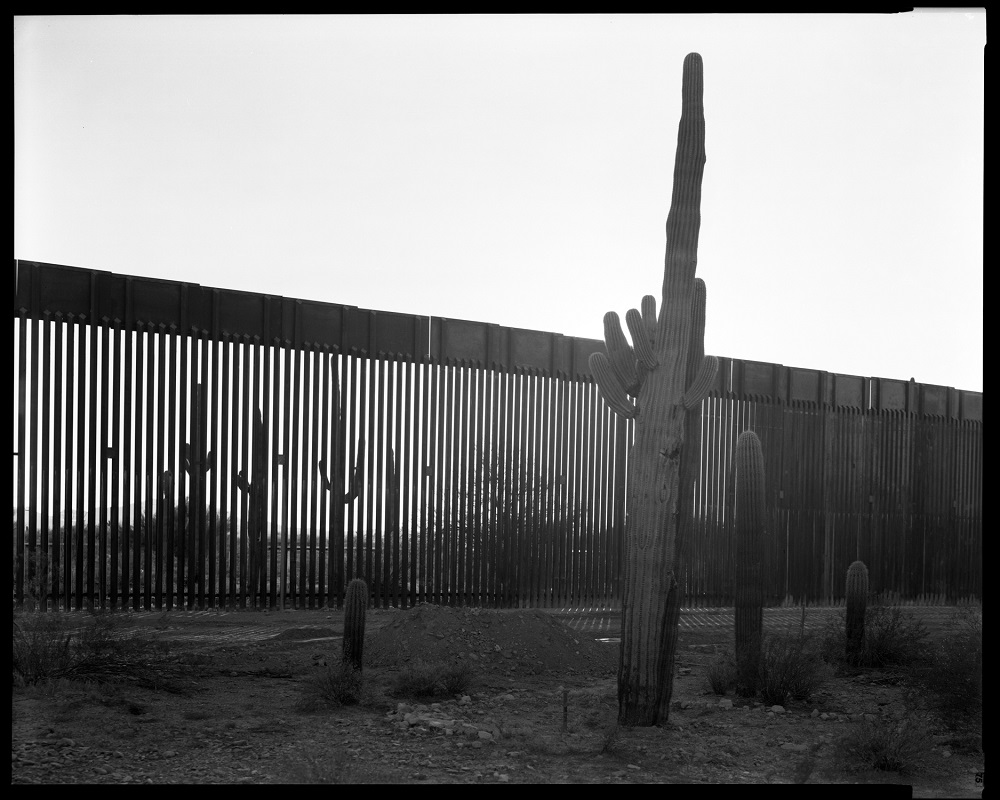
[705, 632, 825, 706]
[12, 612, 74, 684]
[819, 605, 929, 669]
[296, 666, 365, 711]
[861, 606, 929, 668]
[439, 661, 475, 696]
[599, 724, 631, 758]
[389, 659, 475, 699]
[12, 609, 156, 686]
[837, 714, 935, 774]
[756, 632, 826, 706]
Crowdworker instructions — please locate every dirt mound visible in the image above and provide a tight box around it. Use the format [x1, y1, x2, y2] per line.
[366, 604, 618, 679]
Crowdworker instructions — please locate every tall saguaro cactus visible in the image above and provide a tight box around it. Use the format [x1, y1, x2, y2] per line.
[589, 53, 719, 726]
[734, 430, 766, 676]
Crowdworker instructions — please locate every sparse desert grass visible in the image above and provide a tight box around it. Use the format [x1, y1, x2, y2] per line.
[599, 723, 623, 754]
[837, 714, 935, 774]
[502, 729, 567, 756]
[15, 675, 153, 728]
[281, 746, 406, 784]
[388, 659, 475, 699]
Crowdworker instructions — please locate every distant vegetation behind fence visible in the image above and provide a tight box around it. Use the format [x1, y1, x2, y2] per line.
[13, 260, 982, 610]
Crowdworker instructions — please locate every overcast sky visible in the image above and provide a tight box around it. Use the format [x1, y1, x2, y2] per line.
[14, 13, 984, 393]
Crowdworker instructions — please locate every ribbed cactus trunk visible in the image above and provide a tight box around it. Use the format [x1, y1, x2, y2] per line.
[342, 577, 368, 673]
[734, 431, 766, 672]
[845, 560, 868, 662]
[672, 279, 708, 651]
[589, 53, 718, 727]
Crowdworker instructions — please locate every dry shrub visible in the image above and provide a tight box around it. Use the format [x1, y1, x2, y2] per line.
[757, 632, 826, 706]
[838, 714, 935, 774]
[12, 612, 74, 684]
[282, 746, 405, 784]
[706, 633, 825, 706]
[296, 665, 366, 711]
[389, 659, 475, 699]
[12, 609, 159, 686]
[820, 605, 929, 669]
[600, 724, 629, 757]
[860, 606, 929, 668]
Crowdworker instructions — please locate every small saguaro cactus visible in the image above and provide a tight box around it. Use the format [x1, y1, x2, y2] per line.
[845, 560, 869, 662]
[734, 431, 766, 687]
[342, 578, 369, 673]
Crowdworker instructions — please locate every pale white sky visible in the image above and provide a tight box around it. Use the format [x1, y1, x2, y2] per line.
[14, 13, 984, 392]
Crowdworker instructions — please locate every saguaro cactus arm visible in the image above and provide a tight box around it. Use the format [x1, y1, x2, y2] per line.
[626, 305, 658, 370]
[317, 354, 364, 504]
[604, 312, 640, 393]
[683, 355, 719, 410]
[590, 352, 637, 419]
[236, 410, 266, 492]
[318, 440, 365, 503]
[184, 444, 213, 475]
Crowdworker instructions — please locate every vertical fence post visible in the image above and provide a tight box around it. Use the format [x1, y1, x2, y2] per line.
[12, 262, 983, 611]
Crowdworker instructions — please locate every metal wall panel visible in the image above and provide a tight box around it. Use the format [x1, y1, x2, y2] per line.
[12, 260, 983, 609]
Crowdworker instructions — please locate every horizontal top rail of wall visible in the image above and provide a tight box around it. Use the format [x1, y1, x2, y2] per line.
[14, 259, 983, 419]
